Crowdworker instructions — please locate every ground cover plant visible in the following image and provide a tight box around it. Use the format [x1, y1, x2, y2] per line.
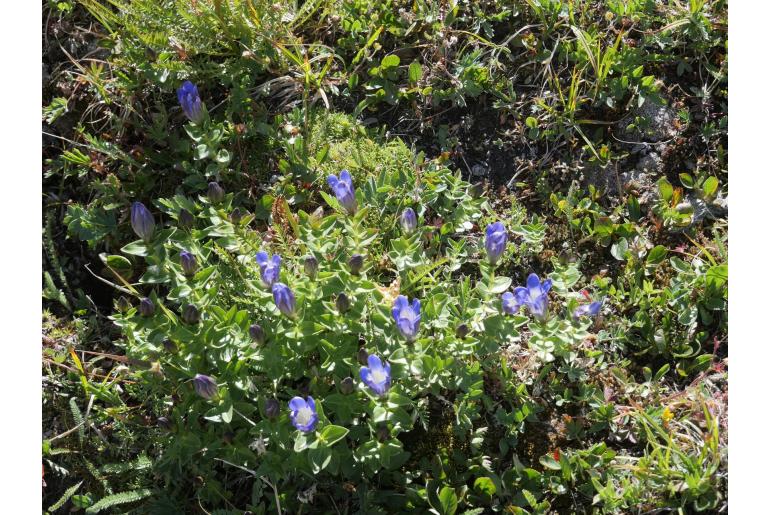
[43, 0, 727, 513]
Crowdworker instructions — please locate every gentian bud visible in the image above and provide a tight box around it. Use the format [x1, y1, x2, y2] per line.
[130, 202, 155, 243]
[455, 323, 470, 339]
[162, 338, 178, 353]
[304, 255, 319, 279]
[180, 250, 198, 277]
[182, 304, 200, 324]
[255, 251, 281, 287]
[265, 398, 280, 419]
[157, 416, 172, 431]
[360, 354, 392, 397]
[178, 209, 195, 230]
[573, 300, 603, 319]
[339, 377, 355, 395]
[177, 80, 204, 124]
[139, 297, 155, 317]
[400, 208, 417, 234]
[207, 182, 225, 203]
[249, 323, 265, 345]
[272, 283, 296, 317]
[357, 348, 369, 366]
[376, 425, 390, 443]
[392, 295, 421, 342]
[326, 170, 357, 213]
[229, 207, 243, 224]
[485, 222, 508, 265]
[288, 396, 318, 433]
[116, 296, 132, 313]
[336, 293, 351, 314]
[192, 374, 218, 399]
[348, 254, 364, 275]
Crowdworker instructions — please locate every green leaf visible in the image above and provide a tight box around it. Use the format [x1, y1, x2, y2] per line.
[408, 61, 423, 83]
[48, 481, 83, 512]
[121, 240, 149, 257]
[437, 486, 458, 515]
[679, 173, 695, 189]
[525, 116, 538, 129]
[610, 238, 628, 261]
[84, 489, 152, 514]
[473, 477, 497, 497]
[657, 178, 673, 202]
[319, 425, 349, 447]
[646, 245, 667, 265]
[381, 55, 400, 69]
[489, 276, 512, 294]
[539, 454, 561, 470]
[702, 176, 719, 197]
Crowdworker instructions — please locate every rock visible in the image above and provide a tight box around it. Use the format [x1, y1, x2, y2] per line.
[622, 98, 679, 143]
[471, 162, 489, 177]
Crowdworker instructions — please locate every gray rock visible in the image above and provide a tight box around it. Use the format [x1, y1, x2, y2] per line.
[622, 98, 679, 143]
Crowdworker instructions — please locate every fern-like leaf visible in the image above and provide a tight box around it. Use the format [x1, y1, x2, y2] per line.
[84, 489, 153, 514]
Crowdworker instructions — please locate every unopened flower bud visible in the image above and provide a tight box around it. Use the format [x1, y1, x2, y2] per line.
[130, 201, 155, 243]
[178, 209, 194, 230]
[116, 296, 132, 313]
[192, 374, 217, 399]
[162, 338, 178, 353]
[348, 254, 364, 275]
[357, 348, 369, 366]
[249, 323, 265, 345]
[180, 250, 198, 276]
[139, 297, 155, 317]
[182, 304, 200, 324]
[340, 377, 355, 395]
[336, 293, 351, 314]
[400, 208, 417, 234]
[229, 207, 243, 224]
[455, 323, 470, 339]
[157, 416, 172, 431]
[265, 398, 280, 419]
[304, 255, 319, 279]
[207, 182, 225, 203]
[376, 425, 390, 442]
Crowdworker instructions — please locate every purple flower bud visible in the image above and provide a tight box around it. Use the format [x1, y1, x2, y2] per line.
[289, 396, 318, 433]
[180, 250, 198, 276]
[156, 416, 172, 431]
[376, 425, 390, 442]
[348, 254, 364, 275]
[229, 207, 243, 224]
[573, 300, 603, 319]
[455, 323, 470, 339]
[182, 304, 200, 324]
[357, 348, 369, 366]
[139, 297, 155, 317]
[255, 251, 281, 287]
[339, 377, 355, 395]
[162, 339, 178, 353]
[265, 398, 280, 419]
[116, 296, 132, 313]
[130, 202, 155, 243]
[177, 81, 204, 124]
[327, 170, 357, 213]
[249, 323, 265, 344]
[360, 354, 391, 397]
[485, 222, 508, 265]
[207, 182, 224, 203]
[272, 283, 296, 317]
[193, 374, 218, 399]
[304, 255, 319, 279]
[400, 208, 417, 234]
[336, 293, 351, 314]
[178, 208, 195, 230]
[392, 295, 421, 342]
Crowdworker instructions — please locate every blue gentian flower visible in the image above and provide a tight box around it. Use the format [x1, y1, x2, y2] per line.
[255, 251, 281, 287]
[573, 300, 603, 319]
[327, 170, 357, 213]
[289, 396, 318, 433]
[130, 202, 155, 243]
[392, 295, 421, 341]
[400, 208, 417, 234]
[193, 374, 218, 399]
[177, 81, 204, 124]
[360, 354, 391, 396]
[272, 283, 296, 317]
[501, 292, 522, 315]
[180, 250, 198, 276]
[485, 222, 508, 265]
[513, 273, 552, 320]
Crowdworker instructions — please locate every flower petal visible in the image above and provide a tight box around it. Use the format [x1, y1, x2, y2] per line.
[255, 251, 268, 267]
[306, 396, 316, 411]
[326, 175, 339, 188]
[340, 169, 352, 187]
[367, 354, 383, 372]
[289, 396, 306, 412]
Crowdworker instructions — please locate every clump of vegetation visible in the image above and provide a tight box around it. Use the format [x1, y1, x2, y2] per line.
[43, 0, 726, 513]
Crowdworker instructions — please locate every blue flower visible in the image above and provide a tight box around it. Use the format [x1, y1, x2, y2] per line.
[512, 273, 552, 320]
[327, 170, 357, 213]
[289, 396, 318, 433]
[130, 202, 155, 242]
[360, 354, 391, 396]
[400, 208, 417, 234]
[177, 81, 204, 124]
[573, 300, 603, 319]
[392, 295, 421, 341]
[193, 374, 218, 399]
[255, 251, 281, 287]
[272, 283, 296, 317]
[485, 222, 508, 265]
[501, 292, 522, 315]
[180, 250, 198, 276]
